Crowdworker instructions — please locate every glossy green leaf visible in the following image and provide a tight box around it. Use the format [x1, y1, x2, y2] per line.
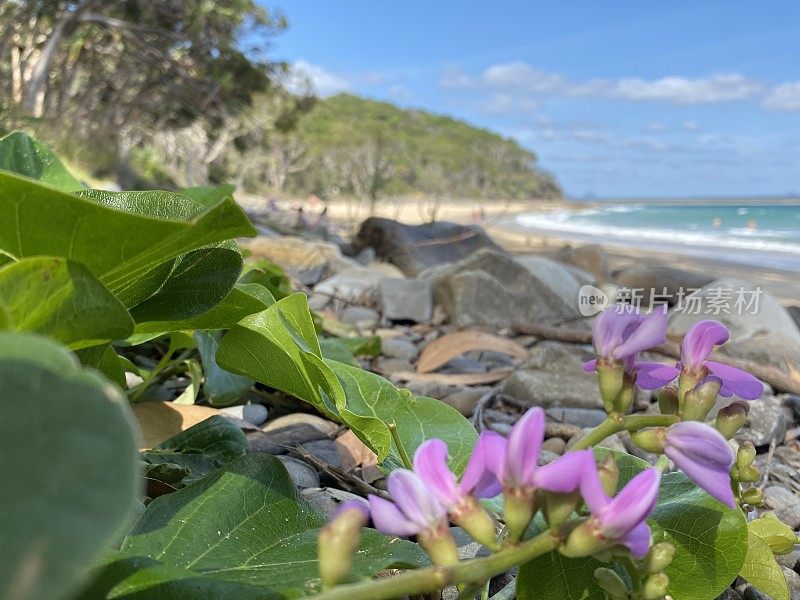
[195, 330, 254, 406]
[319, 337, 361, 366]
[140, 415, 247, 485]
[326, 359, 478, 472]
[173, 359, 203, 405]
[0, 333, 139, 600]
[75, 343, 127, 388]
[216, 292, 343, 419]
[739, 520, 790, 600]
[0, 256, 134, 349]
[336, 335, 382, 357]
[0, 131, 84, 191]
[240, 258, 293, 300]
[0, 171, 255, 307]
[123, 454, 426, 596]
[747, 513, 798, 555]
[179, 184, 236, 207]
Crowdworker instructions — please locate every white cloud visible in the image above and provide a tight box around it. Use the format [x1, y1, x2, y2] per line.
[439, 66, 475, 88]
[481, 93, 539, 115]
[682, 120, 700, 131]
[763, 82, 800, 110]
[286, 60, 350, 97]
[647, 122, 667, 132]
[482, 61, 565, 93]
[601, 73, 762, 104]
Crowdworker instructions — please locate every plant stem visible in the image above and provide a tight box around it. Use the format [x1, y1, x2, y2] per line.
[571, 414, 679, 450]
[388, 421, 413, 469]
[619, 555, 642, 597]
[308, 530, 559, 600]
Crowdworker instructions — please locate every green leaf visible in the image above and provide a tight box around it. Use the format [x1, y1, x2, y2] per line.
[652, 472, 748, 600]
[179, 184, 236, 207]
[747, 513, 798, 555]
[140, 415, 247, 485]
[326, 359, 478, 472]
[173, 359, 203, 405]
[320, 337, 361, 366]
[216, 292, 344, 419]
[77, 553, 270, 600]
[337, 335, 382, 357]
[130, 284, 273, 340]
[0, 131, 84, 191]
[75, 344, 127, 388]
[240, 258, 293, 300]
[739, 519, 791, 600]
[0, 172, 255, 307]
[122, 454, 426, 596]
[0, 332, 139, 600]
[195, 330, 254, 406]
[0, 256, 134, 349]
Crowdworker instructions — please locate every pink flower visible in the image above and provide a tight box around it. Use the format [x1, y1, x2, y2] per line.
[368, 470, 447, 537]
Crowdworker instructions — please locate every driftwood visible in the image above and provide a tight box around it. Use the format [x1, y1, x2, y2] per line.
[513, 322, 800, 396]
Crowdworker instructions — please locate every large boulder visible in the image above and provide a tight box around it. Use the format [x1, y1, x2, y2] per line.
[555, 244, 610, 283]
[421, 249, 580, 328]
[354, 217, 505, 276]
[378, 278, 434, 323]
[513, 255, 585, 301]
[614, 265, 714, 306]
[309, 263, 405, 310]
[243, 236, 358, 285]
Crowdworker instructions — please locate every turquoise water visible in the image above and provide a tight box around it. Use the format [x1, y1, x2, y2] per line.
[515, 203, 800, 271]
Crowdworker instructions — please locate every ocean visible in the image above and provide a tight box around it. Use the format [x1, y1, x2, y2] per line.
[514, 202, 800, 272]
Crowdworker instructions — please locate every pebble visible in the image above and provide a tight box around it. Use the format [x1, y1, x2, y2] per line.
[375, 356, 414, 374]
[542, 437, 567, 455]
[439, 356, 488, 374]
[440, 388, 488, 416]
[340, 306, 380, 329]
[737, 394, 790, 447]
[220, 403, 269, 426]
[783, 567, 800, 600]
[276, 455, 320, 489]
[248, 413, 339, 454]
[380, 337, 419, 361]
[546, 407, 607, 428]
[763, 486, 800, 529]
[301, 487, 366, 519]
[297, 439, 357, 472]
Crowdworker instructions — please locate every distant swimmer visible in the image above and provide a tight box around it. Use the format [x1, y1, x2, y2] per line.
[712, 217, 722, 228]
[747, 219, 757, 231]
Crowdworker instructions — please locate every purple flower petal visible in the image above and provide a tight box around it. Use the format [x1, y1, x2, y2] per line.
[460, 431, 506, 499]
[534, 450, 594, 494]
[634, 361, 680, 389]
[593, 305, 643, 357]
[413, 439, 461, 506]
[599, 468, 659, 539]
[579, 460, 611, 514]
[582, 359, 598, 373]
[387, 470, 446, 530]
[681, 320, 729, 369]
[665, 421, 735, 508]
[504, 407, 545, 488]
[620, 522, 653, 559]
[613, 308, 667, 360]
[368, 495, 420, 536]
[705, 361, 763, 400]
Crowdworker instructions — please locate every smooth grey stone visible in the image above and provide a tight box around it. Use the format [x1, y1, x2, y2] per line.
[276, 455, 320, 489]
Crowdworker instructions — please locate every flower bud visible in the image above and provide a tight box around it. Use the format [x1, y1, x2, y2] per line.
[736, 442, 756, 470]
[594, 567, 628, 599]
[560, 519, 607, 558]
[597, 359, 626, 414]
[657, 387, 679, 415]
[642, 542, 675, 574]
[318, 501, 369, 587]
[597, 454, 620, 498]
[450, 495, 499, 551]
[543, 490, 581, 529]
[613, 373, 636, 415]
[631, 427, 666, 454]
[503, 487, 536, 543]
[715, 401, 749, 439]
[740, 487, 763, 507]
[417, 522, 460, 567]
[642, 573, 670, 600]
[681, 378, 721, 421]
[734, 465, 760, 483]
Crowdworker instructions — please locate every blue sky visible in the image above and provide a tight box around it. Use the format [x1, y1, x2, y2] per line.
[267, 1, 800, 198]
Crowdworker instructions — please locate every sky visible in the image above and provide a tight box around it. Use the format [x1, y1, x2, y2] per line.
[266, 1, 800, 199]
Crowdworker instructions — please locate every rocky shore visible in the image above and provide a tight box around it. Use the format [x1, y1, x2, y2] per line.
[142, 204, 800, 600]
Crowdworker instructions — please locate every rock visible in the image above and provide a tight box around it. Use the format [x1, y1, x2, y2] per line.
[762, 485, 800, 529]
[219, 403, 269, 426]
[380, 337, 419, 361]
[668, 277, 800, 344]
[502, 342, 603, 409]
[301, 487, 366, 519]
[244, 236, 358, 285]
[439, 356, 488, 374]
[513, 255, 584, 303]
[422, 249, 580, 328]
[354, 217, 505, 276]
[777, 548, 799, 570]
[375, 357, 414, 375]
[788, 305, 800, 330]
[340, 306, 379, 329]
[783, 567, 800, 600]
[378, 278, 434, 323]
[310, 264, 405, 310]
[736, 394, 790, 447]
[298, 439, 357, 472]
[556, 244, 610, 283]
[616, 265, 714, 306]
[249, 413, 339, 454]
[542, 437, 567, 455]
[546, 407, 608, 428]
[276, 455, 320, 488]
[440, 387, 488, 416]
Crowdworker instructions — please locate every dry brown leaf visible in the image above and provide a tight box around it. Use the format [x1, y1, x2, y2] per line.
[416, 330, 528, 373]
[132, 401, 221, 450]
[336, 429, 378, 468]
[392, 368, 513, 385]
